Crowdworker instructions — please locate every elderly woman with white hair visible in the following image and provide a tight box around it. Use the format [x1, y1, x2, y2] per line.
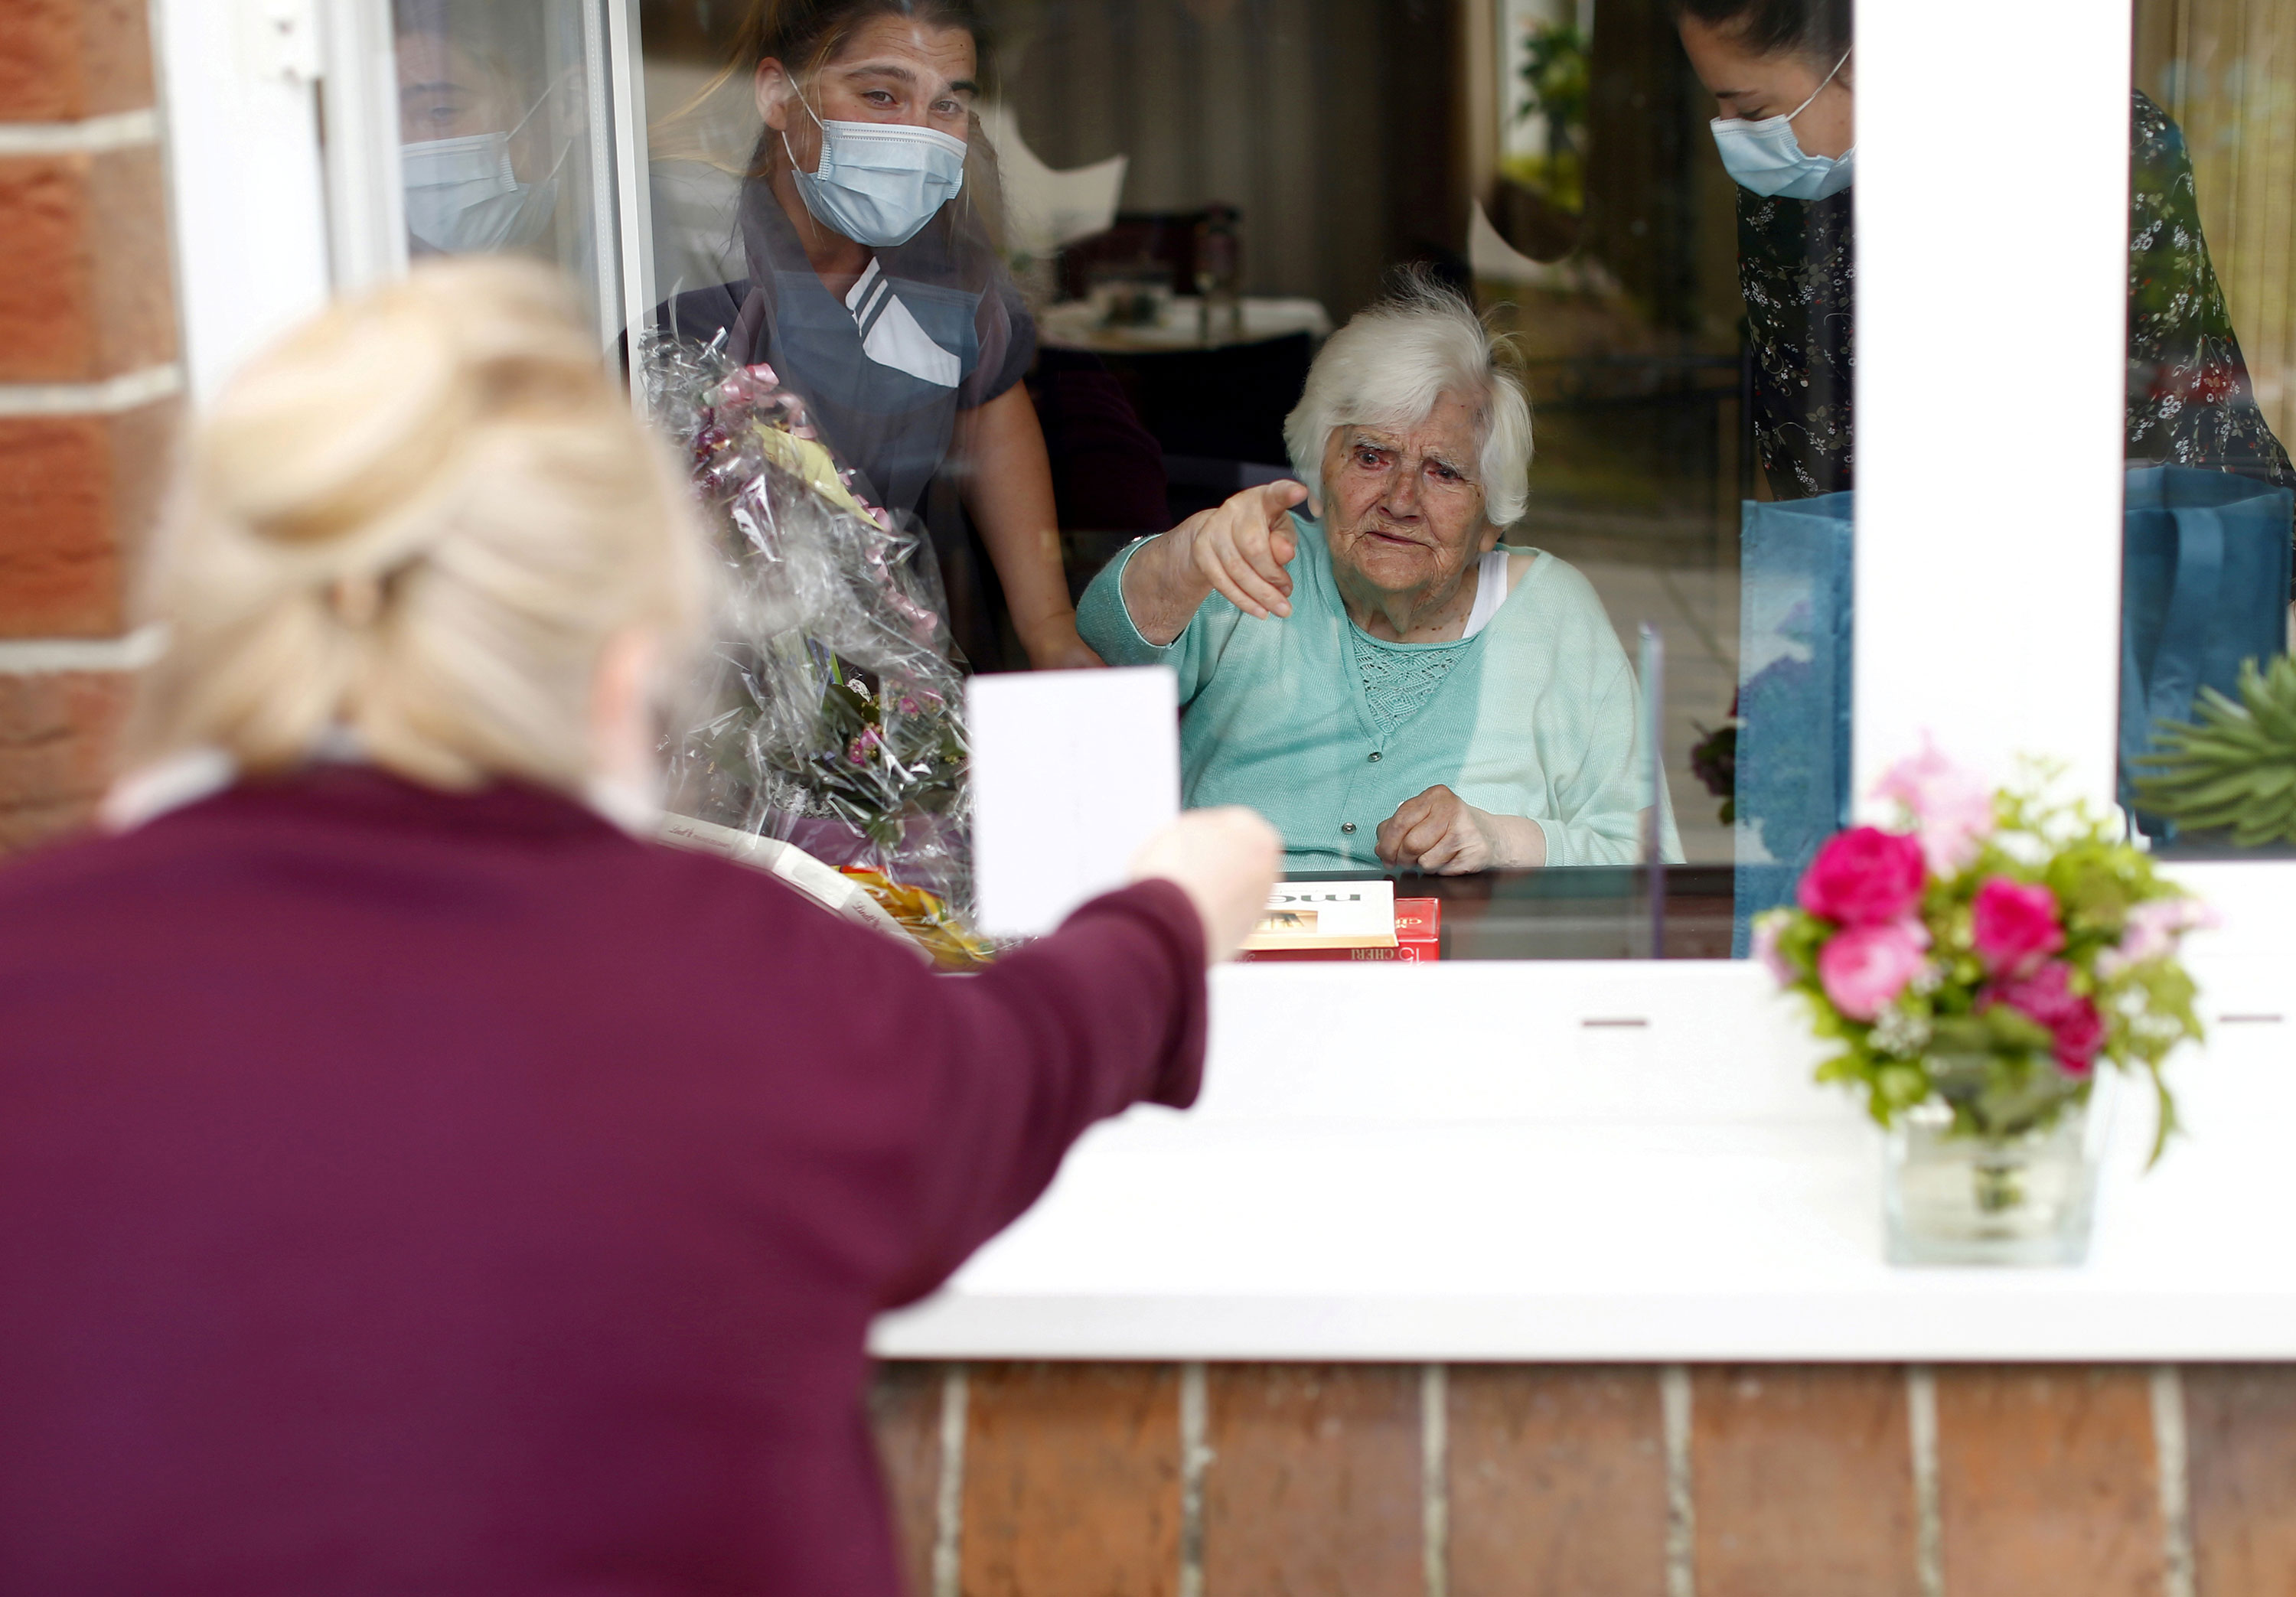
[1079, 275, 1683, 871]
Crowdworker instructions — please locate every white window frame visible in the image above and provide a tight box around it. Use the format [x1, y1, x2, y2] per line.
[1858, 0, 2296, 980]
[313, 0, 407, 294]
[155, 0, 333, 404]
[166, 0, 647, 385]
[164, 0, 2296, 996]
[156, 0, 2296, 1364]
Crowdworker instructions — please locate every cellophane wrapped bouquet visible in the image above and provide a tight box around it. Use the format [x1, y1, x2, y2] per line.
[644, 331, 993, 967]
[1754, 745, 2213, 1161]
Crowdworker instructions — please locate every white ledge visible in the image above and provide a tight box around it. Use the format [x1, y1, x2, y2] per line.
[0, 364, 183, 418]
[0, 107, 161, 155]
[0, 625, 168, 675]
[872, 953, 2296, 1362]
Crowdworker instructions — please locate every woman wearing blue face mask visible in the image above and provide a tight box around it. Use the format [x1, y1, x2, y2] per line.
[661, 0, 1104, 671]
[396, 23, 569, 260]
[1678, 0, 2296, 512]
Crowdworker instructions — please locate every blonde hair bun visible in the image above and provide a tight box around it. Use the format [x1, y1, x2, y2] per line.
[133, 258, 704, 792]
[203, 298, 465, 551]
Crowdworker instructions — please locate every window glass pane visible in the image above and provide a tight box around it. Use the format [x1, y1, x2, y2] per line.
[634, 0, 1864, 959]
[2121, 6, 2296, 862]
[393, 0, 622, 347]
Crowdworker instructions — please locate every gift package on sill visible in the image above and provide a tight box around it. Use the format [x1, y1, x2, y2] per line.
[1236, 882, 1441, 963]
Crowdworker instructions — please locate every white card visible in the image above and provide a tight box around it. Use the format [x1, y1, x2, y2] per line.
[969, 666, 1180, 937]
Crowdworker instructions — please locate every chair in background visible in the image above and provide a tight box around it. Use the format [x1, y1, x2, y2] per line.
[1058, 208, 1230, 301]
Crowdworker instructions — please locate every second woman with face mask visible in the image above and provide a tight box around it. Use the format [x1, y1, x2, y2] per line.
[1677, 0, 2295, 512]
[660, 0, 1104, 671]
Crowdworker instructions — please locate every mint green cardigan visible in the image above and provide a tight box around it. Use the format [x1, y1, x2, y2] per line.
[1076, 517, 1684, 870]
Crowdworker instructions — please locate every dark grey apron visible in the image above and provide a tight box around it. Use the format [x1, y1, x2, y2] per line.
[733, 191, 983, 518]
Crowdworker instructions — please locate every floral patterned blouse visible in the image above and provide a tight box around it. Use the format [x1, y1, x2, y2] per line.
[1738, 91, 2295, 509]
[1737, 181, 1854, 499]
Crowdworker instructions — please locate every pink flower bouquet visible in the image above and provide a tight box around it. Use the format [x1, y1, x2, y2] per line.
[1755, 745, 2211, 1159]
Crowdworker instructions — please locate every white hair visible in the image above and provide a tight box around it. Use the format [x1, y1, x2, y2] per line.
[1282, 273, 1533, 529]
[131, 258, 705, 793]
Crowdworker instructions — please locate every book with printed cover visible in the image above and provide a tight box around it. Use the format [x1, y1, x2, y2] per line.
[1238, 896, 1440, 963]
[1238, 881, 1397, 952]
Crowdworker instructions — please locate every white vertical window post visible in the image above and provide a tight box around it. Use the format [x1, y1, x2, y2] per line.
[605, 0, 657, 370]
[1854, 0, 2132, 807]
[315, 0, 409, 292]
[155, 0, 337, 401]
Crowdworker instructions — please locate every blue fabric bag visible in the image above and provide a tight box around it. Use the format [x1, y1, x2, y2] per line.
[1733, 491, 1854, 954]
[1726, 468, 2291, 948]
[2120, 464, 2294, 832]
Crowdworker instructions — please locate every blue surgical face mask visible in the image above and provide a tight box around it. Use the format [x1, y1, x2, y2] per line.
[1709, 49, 1854, 200]
[401, 82, 566, 256]
[401, 130, 560, 253]
[783, 92, 967, 249]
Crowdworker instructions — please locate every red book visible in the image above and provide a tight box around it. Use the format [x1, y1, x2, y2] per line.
[1236, 899, 1440, 963]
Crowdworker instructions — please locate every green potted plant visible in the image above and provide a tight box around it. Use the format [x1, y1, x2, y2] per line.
[2136, 653, 2296, 846]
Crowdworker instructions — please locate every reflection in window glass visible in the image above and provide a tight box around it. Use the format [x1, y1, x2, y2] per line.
[641, 5, 758, 304]
[1669, 0, 1855, 957]
[2119, 5, 2296, 859]
[634, 0, 1880, 957]
[393, 0, 620, 346]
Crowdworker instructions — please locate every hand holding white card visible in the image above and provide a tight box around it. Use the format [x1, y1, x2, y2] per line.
[969, 667, 1181, 937]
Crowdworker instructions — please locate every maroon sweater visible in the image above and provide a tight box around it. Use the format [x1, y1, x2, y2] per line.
[0, 768, 1205, 1595]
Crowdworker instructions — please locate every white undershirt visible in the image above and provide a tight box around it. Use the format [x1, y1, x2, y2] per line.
[1459, 549, 1515, 639]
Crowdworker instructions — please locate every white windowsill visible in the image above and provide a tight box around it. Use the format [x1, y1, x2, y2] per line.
[870, 937, 2294, 1363]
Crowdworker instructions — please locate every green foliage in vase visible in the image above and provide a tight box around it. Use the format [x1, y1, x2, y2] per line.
[1760, 760, 2208, 1165]
[2135, 654, 2296, 846]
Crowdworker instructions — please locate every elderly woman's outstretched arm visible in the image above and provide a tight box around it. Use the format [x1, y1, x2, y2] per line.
[1116, 481, 1311, 645]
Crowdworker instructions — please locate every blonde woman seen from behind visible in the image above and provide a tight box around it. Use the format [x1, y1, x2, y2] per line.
[121, 259, 702, 813]
[0, 259, 1275, 1597]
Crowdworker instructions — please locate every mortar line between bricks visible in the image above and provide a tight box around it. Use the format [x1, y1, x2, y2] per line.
[0, 363, 183, 418]
[931, 1364, 966, 1597]
[1420, 1364, 1448, 1597]
[1662, 1364, 1694, 1597]
[1908, 1366, 1943, 1597]
[0, 626, 169, 676]
[0, 106, 161, 155]
[2151, 1365, 2195, 1597]
[1179, 1362, 1208, 1597]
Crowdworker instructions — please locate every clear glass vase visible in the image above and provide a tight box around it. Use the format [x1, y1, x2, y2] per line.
[1882, 1096, 2103, 1266]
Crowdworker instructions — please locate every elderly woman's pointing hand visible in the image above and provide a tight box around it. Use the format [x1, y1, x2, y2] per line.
[1120, 480, 1311, 645]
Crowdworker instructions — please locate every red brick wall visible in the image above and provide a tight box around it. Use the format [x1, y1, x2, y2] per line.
[0, 0, 179, 852]
[873, 1361, 2296, 1595]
